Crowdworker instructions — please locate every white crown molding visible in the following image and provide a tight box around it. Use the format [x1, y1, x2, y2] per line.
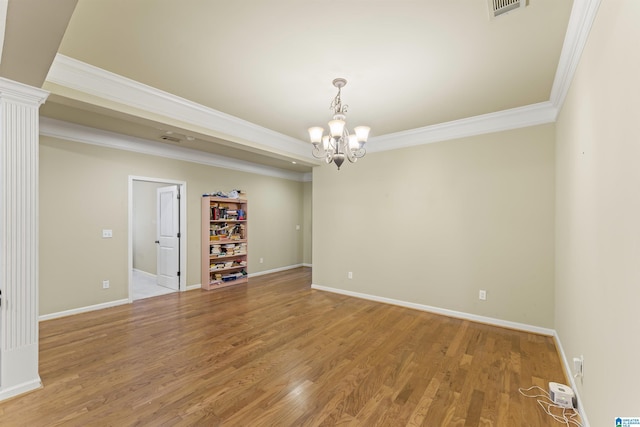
[0, 76, 49, 106]
[40, 117, 308, 182]
[46, 53, 559, 158]
[44, 0, 597, 161]
[549, 0, 602, 111]
[46, 54, 314, 161]
[366, 0, 599, 153]
[368, 101, 557, 153]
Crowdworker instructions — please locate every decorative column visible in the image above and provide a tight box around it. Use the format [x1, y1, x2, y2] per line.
[0, 77, 48, 400]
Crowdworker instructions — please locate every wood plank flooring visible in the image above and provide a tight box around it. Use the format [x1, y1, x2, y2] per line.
[0, 268, 571, 426]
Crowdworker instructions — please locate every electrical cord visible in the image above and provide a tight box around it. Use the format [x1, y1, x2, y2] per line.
[518, 386, 583, 427]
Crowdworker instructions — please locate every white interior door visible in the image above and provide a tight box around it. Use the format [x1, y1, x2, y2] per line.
[157, 185, 180, 290]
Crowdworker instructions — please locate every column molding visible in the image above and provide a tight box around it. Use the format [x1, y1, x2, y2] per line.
[0, 77, 49, 400]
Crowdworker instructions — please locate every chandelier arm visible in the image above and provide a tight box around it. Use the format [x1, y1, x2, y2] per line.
[311, 150, 325, 160]
[326, 140, 337, 164]
[344, 146, 366, 162]
[341, 127, 357, 163]
[311, 144, 326, 159]
[344, 140, 357, 163]
[354, 147, 366, 158]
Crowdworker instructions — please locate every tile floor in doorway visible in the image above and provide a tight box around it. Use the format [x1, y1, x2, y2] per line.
[132, 269, 176, 300]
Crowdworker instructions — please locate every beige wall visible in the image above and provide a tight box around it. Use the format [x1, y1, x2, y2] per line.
[39, 136, 308, 315]
[312, 124, 555, 328]
[132, 180, 166, 274]
[302, 181, 312, 265]
[555, 1, 640, 424]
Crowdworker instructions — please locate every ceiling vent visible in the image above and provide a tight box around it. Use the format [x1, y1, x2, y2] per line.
[160, 134, 181, 143]
[489, 0, 525, 18]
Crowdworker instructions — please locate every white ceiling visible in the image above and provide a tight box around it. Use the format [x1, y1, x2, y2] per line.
[2, 0, 577, 175]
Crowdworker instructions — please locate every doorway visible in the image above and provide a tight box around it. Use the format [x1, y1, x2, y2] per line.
[128, 176, 187, 302]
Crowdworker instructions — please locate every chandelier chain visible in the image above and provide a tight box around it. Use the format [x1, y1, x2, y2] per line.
[330, 87, 348, 115]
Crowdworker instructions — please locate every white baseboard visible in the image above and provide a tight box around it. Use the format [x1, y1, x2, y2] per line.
[39, 298, 130, 321]
[188, 264, 309, 289]
[310, 284, 555, 336]
[250, 264, 306, 277]
[133, 268, 156, 279]
[552, 331, 590, 426]
[0, 378, 42, 401]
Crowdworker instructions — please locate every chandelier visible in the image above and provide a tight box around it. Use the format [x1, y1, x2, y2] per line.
[308, 78, 370, 170]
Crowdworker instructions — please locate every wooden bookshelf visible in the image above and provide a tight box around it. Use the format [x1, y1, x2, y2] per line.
[201, 195, 248, 290]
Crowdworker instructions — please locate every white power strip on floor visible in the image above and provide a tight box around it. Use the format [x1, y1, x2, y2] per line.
[549, 382, 575, 409]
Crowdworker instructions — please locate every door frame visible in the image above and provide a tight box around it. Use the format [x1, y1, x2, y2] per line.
[128, 175, 187, 303]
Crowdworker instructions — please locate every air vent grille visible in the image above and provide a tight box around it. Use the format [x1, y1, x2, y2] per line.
[490, 0, 524, 17]
[160, 135, 181, 143]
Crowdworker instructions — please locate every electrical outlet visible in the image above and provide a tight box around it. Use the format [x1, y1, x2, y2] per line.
[573, 355, 584, 378]
[296, 225, 300, 230]
[102, 229, 113, 238]
[102, 280, 110, 289]
[348, 272, 353, 279]
[479, 290, 487, 300]
[259, 257, 264, 264]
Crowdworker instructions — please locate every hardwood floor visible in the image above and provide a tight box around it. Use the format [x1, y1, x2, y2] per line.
[0, 267, 572, 426]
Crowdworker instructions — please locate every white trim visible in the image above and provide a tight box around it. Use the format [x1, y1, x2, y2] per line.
[128, 176, 188, 303]
[552, 331, 591, 426]
[368, 102, 557, 153]
[0, 378, 42, 401]
[302, 263, 312, 268]
[45, 54, 561, 157]
[46, 54, 314, 161]
[311, 284, 555, 336]
[189, 264, 309, 287]
[0, 80, 45, 401]
[250, 264, 306, 278]
[38, 299, 129, 322]
[41, 1, 598, 162]
[311, 284, 590, 422]
[549, 0, 602, 112]
[0, 76, 49, 105]
[40, 117, 307, 182]
[132, 268, 156, 279]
